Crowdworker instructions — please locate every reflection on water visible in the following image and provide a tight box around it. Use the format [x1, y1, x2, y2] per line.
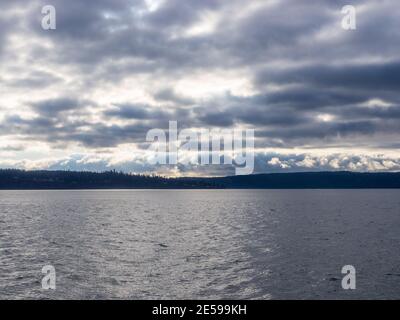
[1, 189, 400, 299]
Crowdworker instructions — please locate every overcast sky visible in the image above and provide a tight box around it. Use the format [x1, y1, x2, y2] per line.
[0, 0, 399, 176]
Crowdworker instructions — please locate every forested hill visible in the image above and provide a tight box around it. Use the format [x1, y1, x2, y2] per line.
[0, 169, 400, 189]
[0, 169, 217, 189]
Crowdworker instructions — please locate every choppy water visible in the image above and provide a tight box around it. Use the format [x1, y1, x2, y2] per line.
[1, 189, 400, 300]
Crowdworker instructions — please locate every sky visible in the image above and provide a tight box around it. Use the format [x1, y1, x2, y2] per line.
[0, 0, 399, 176]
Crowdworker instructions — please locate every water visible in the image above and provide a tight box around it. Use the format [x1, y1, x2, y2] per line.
[1, 189, 400, 300]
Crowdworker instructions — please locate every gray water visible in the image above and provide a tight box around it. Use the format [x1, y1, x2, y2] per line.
[1, 189, 400, 300]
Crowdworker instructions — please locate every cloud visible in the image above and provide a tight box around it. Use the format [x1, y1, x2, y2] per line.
[2, 152, 400, 177]
[3, 71, 63, 89]
[31, 97, 87, 116]
[153, 88, 195, 106]
[0, 0, 399, 174]
[104, 103, 171, 120]
[256, 61, 400, 92]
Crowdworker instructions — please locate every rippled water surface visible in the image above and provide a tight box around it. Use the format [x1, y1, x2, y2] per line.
[1, 189, 400, 299]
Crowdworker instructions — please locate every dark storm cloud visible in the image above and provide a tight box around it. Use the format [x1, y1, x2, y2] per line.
[31, 98, 88, 116]
[105, 103, 170, 120]
[197, 111, 234, 127]
[24, 0, 219, 69]
[257, 62, 400, 91]
[1, 110, 164, 148]
[194, 100, 308, 128]
[258, 120, 377, 140]
[20, 0, 399, 80]
[153, 88, 195, 106]
[5, 71, 63, 89]
[145, 0, 221, 29]
[66, 122, 153, 147]
[5, 0, 399, 72]
[27, 0, 142, 37]
[0, 14, 14, 56]
[345, 105, 400, 119]
[251, 88, 369, 110]
[190, 94, 400, 146]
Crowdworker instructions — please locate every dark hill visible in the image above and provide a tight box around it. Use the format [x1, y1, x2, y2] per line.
[211, 171, 400, 189]
[0, 169, 399, 189]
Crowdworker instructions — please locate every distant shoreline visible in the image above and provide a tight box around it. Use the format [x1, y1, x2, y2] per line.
[2, 188, 400, 191]
[1, 169, 400, 189]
